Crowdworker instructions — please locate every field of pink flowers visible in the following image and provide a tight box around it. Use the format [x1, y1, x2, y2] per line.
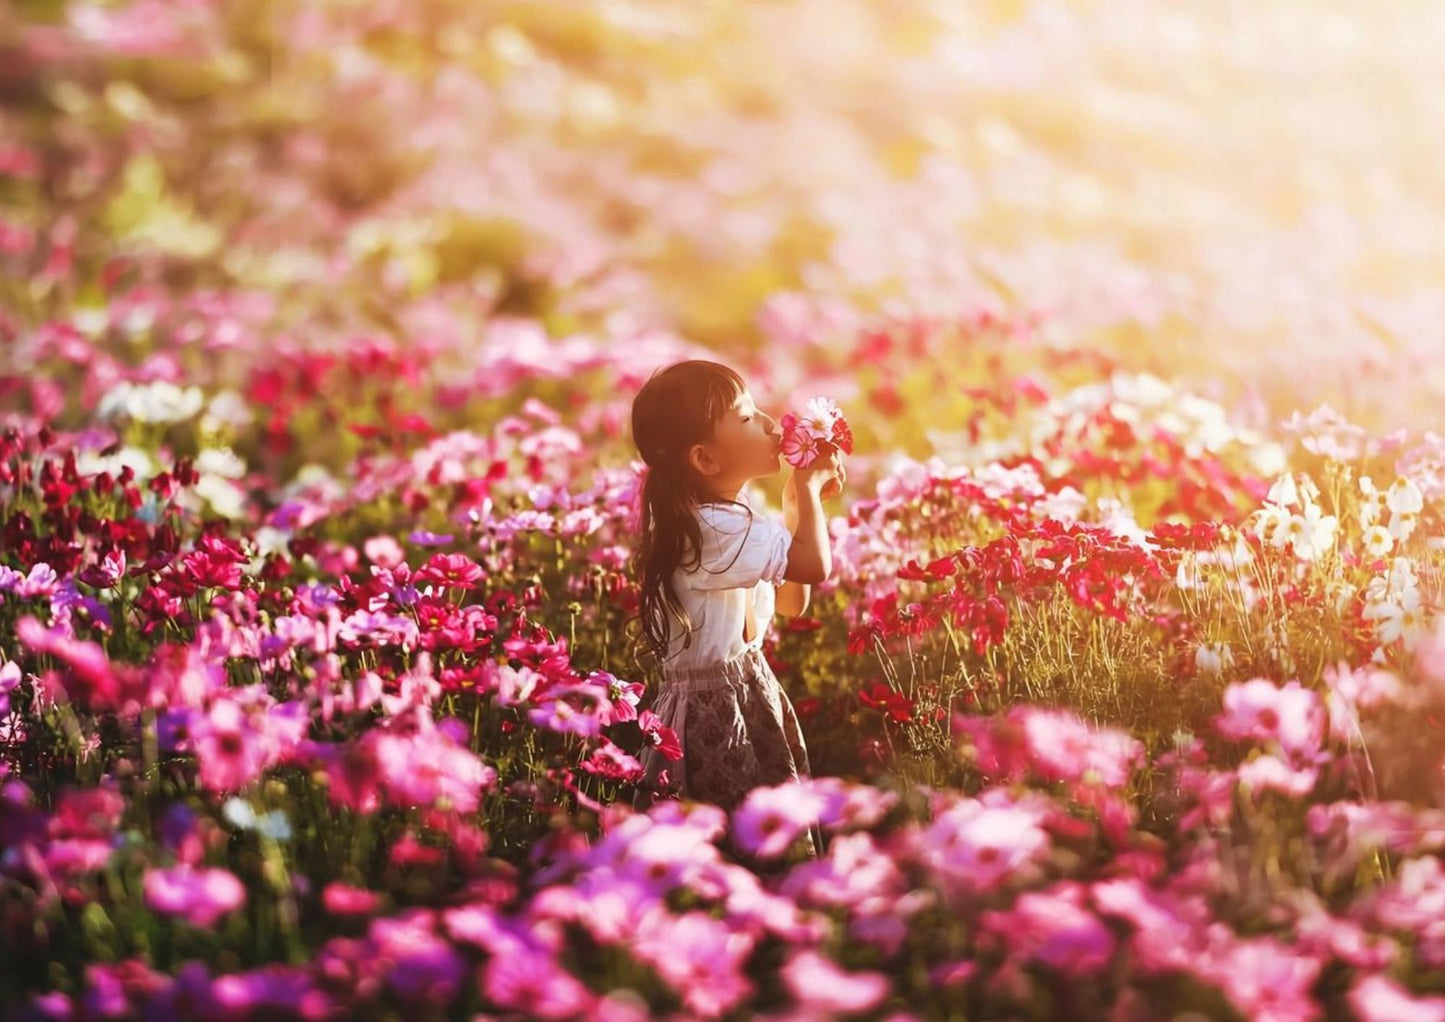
[6, 1, 1445, 1019]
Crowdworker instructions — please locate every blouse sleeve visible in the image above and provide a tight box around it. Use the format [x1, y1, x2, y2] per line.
[686, 502, 794, 590]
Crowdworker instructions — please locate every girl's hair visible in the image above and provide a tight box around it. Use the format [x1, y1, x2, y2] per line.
[627, 359, 756, 670]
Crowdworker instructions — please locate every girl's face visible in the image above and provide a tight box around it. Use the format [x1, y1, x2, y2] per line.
[689, 387, 781, 487]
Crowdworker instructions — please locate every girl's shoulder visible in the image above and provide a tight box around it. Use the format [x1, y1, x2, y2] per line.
[695, 487, 774, 529]
[684, 488, 793, 590]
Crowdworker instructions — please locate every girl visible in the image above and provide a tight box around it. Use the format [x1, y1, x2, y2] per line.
[626, 359, 844, 862]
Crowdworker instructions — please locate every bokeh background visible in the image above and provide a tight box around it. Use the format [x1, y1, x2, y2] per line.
[6, 0, 1445, 441]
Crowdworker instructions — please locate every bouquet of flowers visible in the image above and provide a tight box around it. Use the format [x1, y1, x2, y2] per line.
[780, 397, 853, 499]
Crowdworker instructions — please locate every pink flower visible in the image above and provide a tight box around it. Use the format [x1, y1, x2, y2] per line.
[778, 421, 820, 468]
[1236, 753, 1319, 797]
[322, 883, 380, 916]
[632, 906, 756, 1017]
[187, 690, 305, 794]
[362, 535, 405, 568]
[981, 880, 1116, 976]
[781, 948, 890, 1015]
[143, 865, 246, 927]
[732, 780, 829, 859]
[916, 794, 1052, 893]
[481, 947, 596, 1018]
[414, 552, 484, 589]
[1214, 678, 1326, 759]
[779, 830, 908, 909]
[373, 725, 496, 813]
[1207, 936, 1323, 1022]
[779, 396, 853, 469]
[1349, 973, 1445, 1022]
[189, 697, 269, 793]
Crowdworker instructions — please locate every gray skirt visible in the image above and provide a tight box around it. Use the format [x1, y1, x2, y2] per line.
[632, 644, 824, 861]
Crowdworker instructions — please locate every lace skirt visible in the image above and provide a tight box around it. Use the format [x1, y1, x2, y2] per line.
[631, 644, 824, 861]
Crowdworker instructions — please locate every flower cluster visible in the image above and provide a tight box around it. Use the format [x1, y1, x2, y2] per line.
[779, 397, 854, 496]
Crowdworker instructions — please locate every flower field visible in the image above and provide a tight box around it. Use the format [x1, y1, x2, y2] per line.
[6, 0, 1445, 1018]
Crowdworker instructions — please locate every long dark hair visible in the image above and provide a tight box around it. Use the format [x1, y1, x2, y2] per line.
[627, 359, 756, 670]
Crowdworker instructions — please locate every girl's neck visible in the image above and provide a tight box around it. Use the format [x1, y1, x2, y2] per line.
[701, 479, 751, 505]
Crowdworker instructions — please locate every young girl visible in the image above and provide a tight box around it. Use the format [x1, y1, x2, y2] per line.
[626, 359, 844, 862]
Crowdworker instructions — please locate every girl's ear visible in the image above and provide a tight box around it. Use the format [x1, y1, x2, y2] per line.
[688, 442, 718, 478]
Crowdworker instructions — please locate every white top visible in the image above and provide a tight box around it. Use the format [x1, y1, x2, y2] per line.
[656, 486, 794, 671]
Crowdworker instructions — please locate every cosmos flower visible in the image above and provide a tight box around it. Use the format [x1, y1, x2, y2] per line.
[143, 865, 246, 927]
[779, 396, 854, 470]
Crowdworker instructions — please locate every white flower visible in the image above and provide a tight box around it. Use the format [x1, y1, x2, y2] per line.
[1266, 473, 1299, 509]
[1363, 600, 1424, 647]
[74, 445, 157, 481]
[800, 396, 843, 435]
[195, 446, 247, 479]
[1386, 475, 1424, 516]
[1286, 501, 1337, 562]
[1362, 524, 1394, 558]
[96, 381, 205, 424]
[1038, 486, 1087, 523]
[1387, 510, 1418, 543]
[1195, 642, 1234, 676]
[191, 474, 247, 519]
[1252, 505, 1292, 549]
[201, 389, 255, 431]
[253, 527, 292, 558]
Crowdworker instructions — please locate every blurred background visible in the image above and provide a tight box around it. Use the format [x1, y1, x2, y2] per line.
[3, 0, 1445, 442]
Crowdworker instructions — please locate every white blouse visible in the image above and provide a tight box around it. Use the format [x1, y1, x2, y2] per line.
[656, 486, 795, 671]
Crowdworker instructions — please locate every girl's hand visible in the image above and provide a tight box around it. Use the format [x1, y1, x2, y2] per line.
[794, 442, 844, 496]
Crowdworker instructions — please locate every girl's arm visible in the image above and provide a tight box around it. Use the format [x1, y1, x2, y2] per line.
[776, 470, 811, 617]
[781, 448, 840, 586]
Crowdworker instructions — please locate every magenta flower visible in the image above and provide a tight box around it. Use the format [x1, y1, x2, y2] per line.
[481, 947, 596, 1018]
[368, 912, 467, 1004]
[143, 865, 246, 927]
[414, 552, 484, 589]
[322, 883, 380, 916]
[189, 696, 271, 794]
